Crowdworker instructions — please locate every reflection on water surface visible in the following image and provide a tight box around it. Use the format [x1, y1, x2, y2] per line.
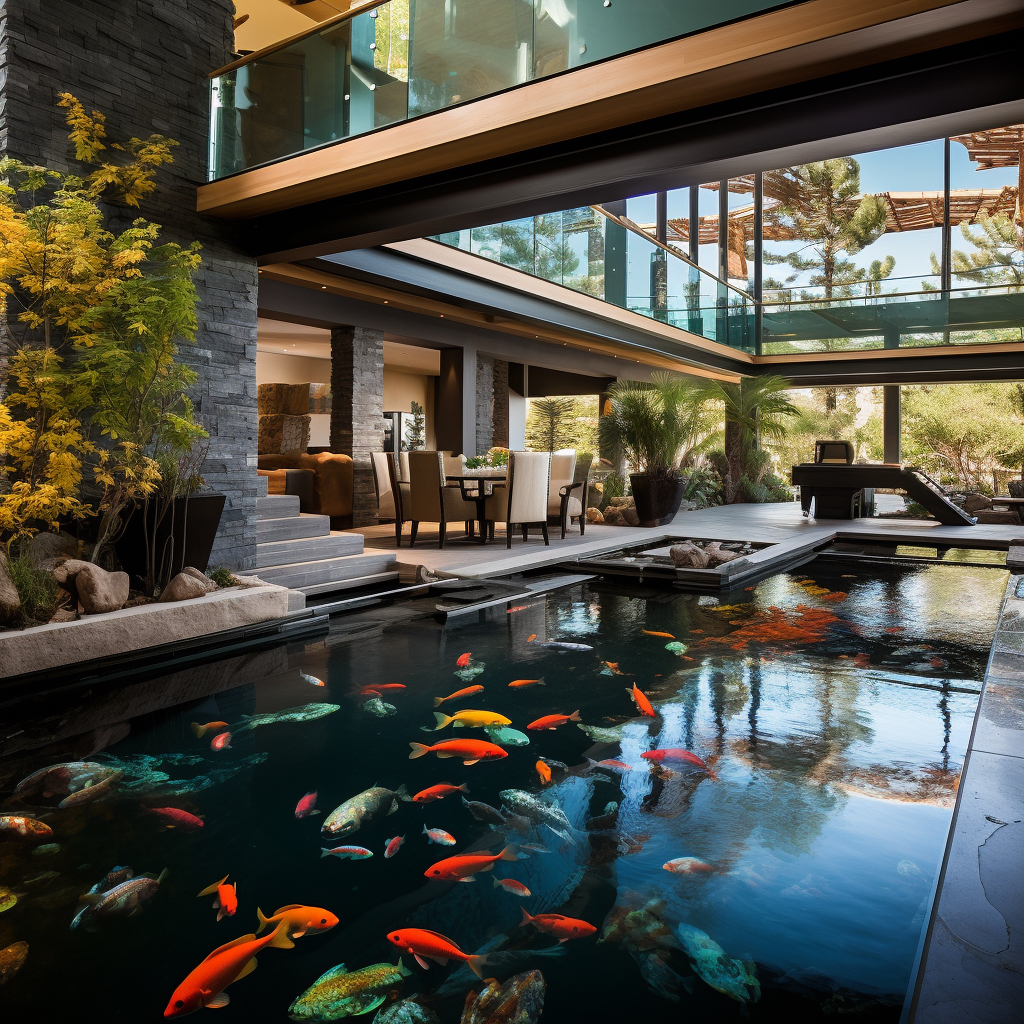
[0, 563, 1003, 1021]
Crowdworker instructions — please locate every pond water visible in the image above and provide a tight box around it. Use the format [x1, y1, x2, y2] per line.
[0, 561, 1006, 1022]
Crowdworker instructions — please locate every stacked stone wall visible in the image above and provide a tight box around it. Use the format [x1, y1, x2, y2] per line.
[0, 0, 258, 568]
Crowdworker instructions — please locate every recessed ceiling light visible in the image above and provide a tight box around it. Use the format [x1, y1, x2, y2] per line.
[321, 285, 327, 289]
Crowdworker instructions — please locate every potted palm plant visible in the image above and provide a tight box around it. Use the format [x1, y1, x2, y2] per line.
[599, 374, 713, 526]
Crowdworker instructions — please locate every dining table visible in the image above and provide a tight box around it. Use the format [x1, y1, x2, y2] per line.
[446, 468, 507, 544]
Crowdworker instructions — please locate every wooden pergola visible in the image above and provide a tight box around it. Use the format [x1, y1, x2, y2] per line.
[640, 126, 1023, 276]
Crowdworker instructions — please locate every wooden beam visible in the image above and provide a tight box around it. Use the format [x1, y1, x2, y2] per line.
[198, 0, 1024, 219]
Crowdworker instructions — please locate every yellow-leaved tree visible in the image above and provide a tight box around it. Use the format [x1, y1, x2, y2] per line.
[0, 94, 204, 572]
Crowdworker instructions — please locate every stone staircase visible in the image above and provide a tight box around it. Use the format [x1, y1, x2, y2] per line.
[238, 476, 398, 596]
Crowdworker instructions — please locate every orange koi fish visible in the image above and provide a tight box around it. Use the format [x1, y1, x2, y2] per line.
[190, 721, 229, 739]
[0, 816, 52, 839]
[386, 928, 488, 977]
[493, 877, 531, 896]
[526, 634, 537, 643]
[433, 685, 485, 707]
[627, 684, 656, 718]
[210, 732, 232, 751]
[413, 783, 469, 803]
[424, 846, 519, 881]
[603, 662, 626, 675]
[256, 905, 338, 939]
[408, 739, 507, 765]
[456, 653, 472, 667]
[535, 760, 552, 785]
[519, 908, 596, 941]
[507, 606, 530, 613]
[641, 749, 714, 777]
[198, 875, 238, 921]
[164, 922, 292, 1015]
[527, 711, 581, 731]
[642, 630, 675, 639]
[508, 679, 544, 688]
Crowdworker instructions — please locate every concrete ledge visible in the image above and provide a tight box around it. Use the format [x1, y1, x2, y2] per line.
[0, 585, 292, 679]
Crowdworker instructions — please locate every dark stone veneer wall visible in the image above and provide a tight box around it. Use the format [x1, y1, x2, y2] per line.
[0, 0, 258, 569]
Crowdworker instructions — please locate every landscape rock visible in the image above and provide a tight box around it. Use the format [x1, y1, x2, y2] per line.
[158, 572, 212, 603]
[228, 574, 273, 589]
[27, 532, 78, 567]
[52, 560, 129, 614]
[0, 553, 20, 622]
[603, 507, 623, 525]
[705, 541, 741, 566]
[670, 542, 710, 569]
[181, 567, 218, 593]
[609, 496, 633, 508]
[621, 508, 640, 526]
[586, 507, 605, 524]
[963, 492, 992, 513]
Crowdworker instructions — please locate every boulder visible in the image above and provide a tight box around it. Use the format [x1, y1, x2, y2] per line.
[158, 572, 213, 603]
[181, 566, 219, 593]
[963, 492, 992, 513]
[52, 559, 129, 614]
[609, 496, 633, 508]
[0, 552, 20, 623]
[603, 507, 623, 525]
[27, 531, 77, 567]
[705, 541, 741, 567]
[228, 574, 274, 589]
[669, 542, 710, 569]
[621, 507, 640, 526]
[586, 507, 605, 524]
[1009, 479, 1024, 498]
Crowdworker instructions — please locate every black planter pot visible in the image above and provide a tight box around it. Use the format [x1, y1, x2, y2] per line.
[115, 493, 226, 586]
[630, 473, 684, 527]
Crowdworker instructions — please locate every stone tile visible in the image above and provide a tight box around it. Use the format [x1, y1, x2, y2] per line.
[972, 680, 1024, 759]
[912, 750, 1024, 1023]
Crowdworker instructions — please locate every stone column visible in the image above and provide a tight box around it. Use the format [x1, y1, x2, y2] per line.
[330, 325, 384, 526]
[0, 0, 258, 570]
[492, 359, 509, 449]
[475, 354, 495, 455]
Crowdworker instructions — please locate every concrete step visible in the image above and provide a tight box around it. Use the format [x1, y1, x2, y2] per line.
[256, 474, 269, 497]
[301, 571, 401, 598]
[257, 513, 331, 544]
[256, 532, 364, 568]
[237, 551, 398, 590]
[257, 494, 301, 519]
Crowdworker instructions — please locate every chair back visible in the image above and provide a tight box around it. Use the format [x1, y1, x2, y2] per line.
[371, 451, 395, 518]
[407, 451, 444, 521]
[508, 451, 551, 523]
[548, 448, 576, 509]
[397, 450, 410, 482]
[442, 451, 466, 477]
[814, 440, 854, 464]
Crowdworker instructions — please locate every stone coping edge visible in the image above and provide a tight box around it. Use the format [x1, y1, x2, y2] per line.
[0, 585, 293, 679]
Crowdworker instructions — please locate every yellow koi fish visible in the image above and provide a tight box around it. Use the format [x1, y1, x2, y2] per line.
[430, 710, 512, 731]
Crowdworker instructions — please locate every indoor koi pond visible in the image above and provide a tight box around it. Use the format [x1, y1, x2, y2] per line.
[0, 561, 1006, 1022]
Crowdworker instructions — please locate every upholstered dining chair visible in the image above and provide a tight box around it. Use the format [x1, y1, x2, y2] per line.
[560, 452, 593, 538]
[406, 451, 479, 548]
[370, 452, 410, 546]
[484, 451, 552, 548]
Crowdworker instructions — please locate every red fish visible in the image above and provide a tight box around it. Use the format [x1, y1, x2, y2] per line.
[641, 749, 711, 771]
[456, 653, 472, 667]
[627, 684, 655, 717]
[360, 684, 406, 692]
[191, 721, 229, 739]
[385, 835, 405, 859]
[519, 908, 596, 941]
[164, 922, 292, 1015]
[508, 679, 544, 688]
[408, 739, 507, 765]
[211, 731, 232, 751]
[434, 685, 485, 707]
[413, 783, 469, 803]
[295, 791, 319, 819]
[526, 634, 537, 643]
[596, 759, 633, 772]
[493, 877, 531, 896]
[424, 846, 519, 881]
[507, 606, 530, 613]
[536, 760, 552, 785]
[527, 711, 581, 731]
[141, 807, 204, 831]
[198, 875, 238, 921]
[386, 928, 488, 977]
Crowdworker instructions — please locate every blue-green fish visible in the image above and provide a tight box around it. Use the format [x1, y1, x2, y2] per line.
[288, 960, 412, 1019]
[671, 923, 760, 1003]
[231, 703, 340, 735]
[484, 726, 530, 747]
[363, 698, 396, 717]
[454, 664, 485, 681]
[665, 641, 688, 653]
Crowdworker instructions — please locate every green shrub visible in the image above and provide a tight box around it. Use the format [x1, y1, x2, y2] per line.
[7, 550, 60, 625]
[206, 566, 235, 588]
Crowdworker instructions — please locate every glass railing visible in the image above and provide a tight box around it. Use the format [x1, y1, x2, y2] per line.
[209, 0, 792, 180]
[430, 205, 757, 353]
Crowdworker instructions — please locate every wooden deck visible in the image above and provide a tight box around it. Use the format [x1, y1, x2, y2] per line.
[350, 500, 1024, 580]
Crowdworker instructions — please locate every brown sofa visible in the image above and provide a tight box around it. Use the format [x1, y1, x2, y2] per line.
[258, 450, 354, 518]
